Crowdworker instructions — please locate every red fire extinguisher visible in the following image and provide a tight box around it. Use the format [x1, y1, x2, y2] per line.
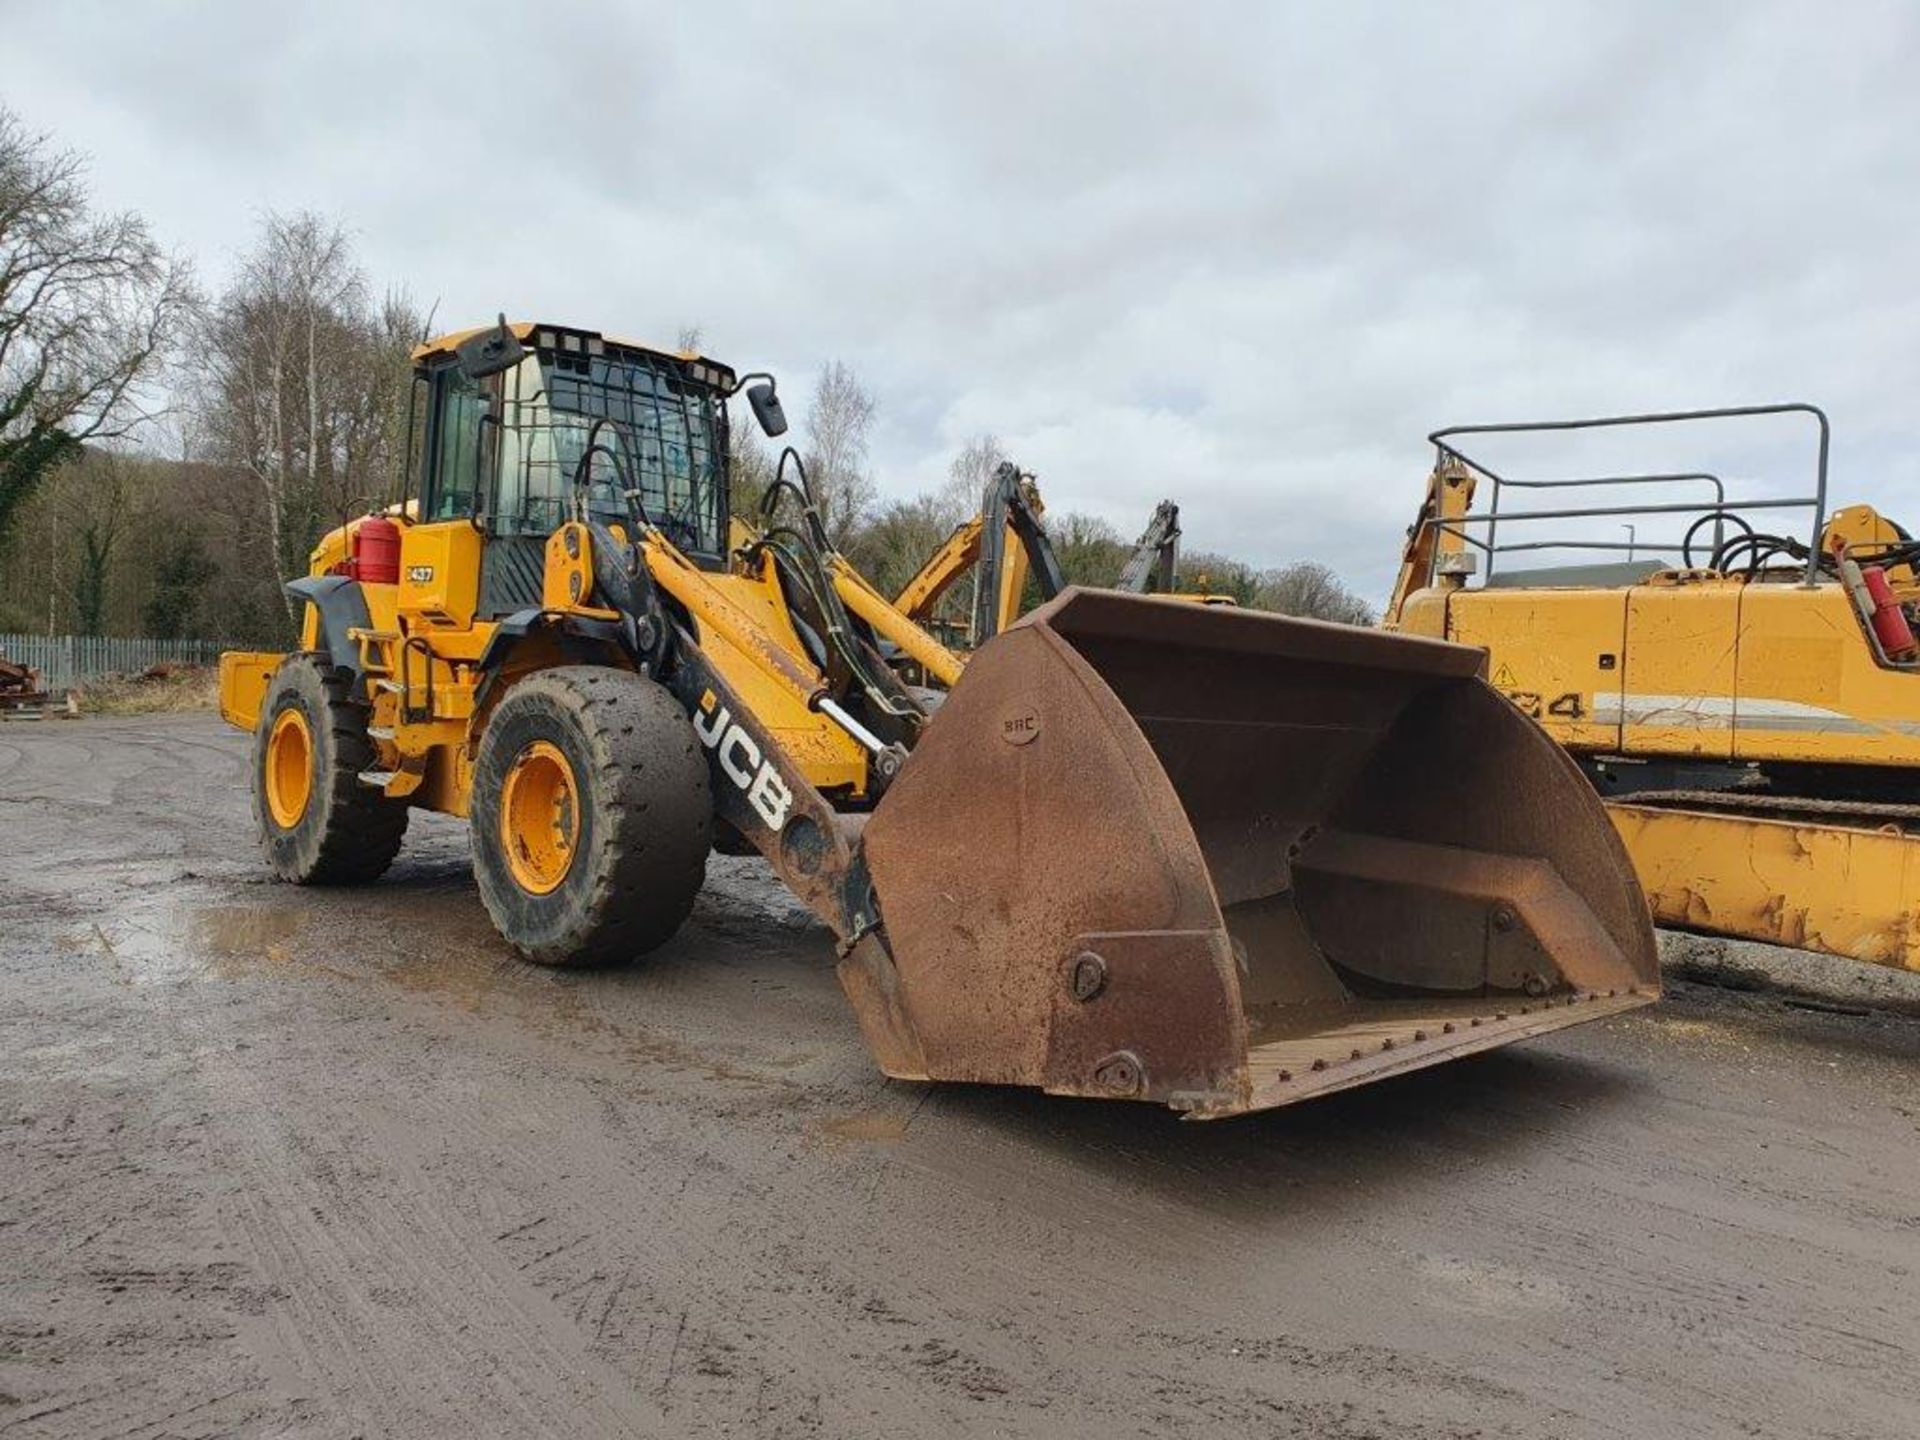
[349, 515, 402, 585]
[1860, 563, 1919, 662]
[1836, 541, 1919, 663]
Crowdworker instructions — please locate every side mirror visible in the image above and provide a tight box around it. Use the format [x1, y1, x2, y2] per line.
[747, 382, 788, 438]
[456, 314, 527, 380]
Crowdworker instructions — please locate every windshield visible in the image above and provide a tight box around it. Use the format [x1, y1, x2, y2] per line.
[491, 346, 730, 559]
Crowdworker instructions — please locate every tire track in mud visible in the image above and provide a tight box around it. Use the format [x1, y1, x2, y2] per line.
[301, 1000, 936, 1434]
[0, 919, 297, 1438]
[1418, 1016, 1920, 1430]
[50, 723, 906, 1435]
[348, 1025, 1538, 1440]
[57, 911, 674, 1437]
[2, 720, 658, 1437]
[7, 716, 1920, 1439]
[170, 887, 1116, 1438]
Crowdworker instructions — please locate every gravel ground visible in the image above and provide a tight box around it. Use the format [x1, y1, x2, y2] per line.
[2, 714, 1917, 1439]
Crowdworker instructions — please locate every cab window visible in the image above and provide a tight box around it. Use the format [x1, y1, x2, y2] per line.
[425, 365, 487, 520]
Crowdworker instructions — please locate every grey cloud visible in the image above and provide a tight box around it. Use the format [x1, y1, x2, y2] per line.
[8, 0, 1917, 600]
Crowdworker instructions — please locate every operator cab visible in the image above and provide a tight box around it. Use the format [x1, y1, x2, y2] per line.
[407, 322, 738, 614]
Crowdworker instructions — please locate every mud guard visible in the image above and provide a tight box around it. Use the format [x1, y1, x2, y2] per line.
[286, 576, 371, 694]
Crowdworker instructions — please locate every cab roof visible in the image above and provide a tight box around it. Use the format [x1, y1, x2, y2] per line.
[411, 321, 733, 385]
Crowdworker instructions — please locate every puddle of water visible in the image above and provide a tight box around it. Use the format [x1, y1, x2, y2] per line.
[189, 906, 310, 980]
[818, 1111, 910, 1142]
[186, 899, 507, 1007]
[378, 940, 513, 1013]
[1418, 1254, 1572, 1316]
[103, 891, 804, 1095]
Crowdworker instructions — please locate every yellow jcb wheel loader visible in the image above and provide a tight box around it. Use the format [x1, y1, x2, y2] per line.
[1384, 403, 1920, 972]
[220, 318, 1656, 1117]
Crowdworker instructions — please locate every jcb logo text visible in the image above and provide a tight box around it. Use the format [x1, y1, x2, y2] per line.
[694, 692, 793, 831]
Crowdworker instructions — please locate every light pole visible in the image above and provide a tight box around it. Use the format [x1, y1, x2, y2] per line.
[1622, 523, 1636, 561]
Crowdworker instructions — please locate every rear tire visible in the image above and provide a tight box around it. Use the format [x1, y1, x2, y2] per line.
[254, 653, 410, 884]
[470, 666, 710, 967]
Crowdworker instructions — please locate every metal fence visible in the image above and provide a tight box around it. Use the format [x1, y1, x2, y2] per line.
[0, 634, 233, 691]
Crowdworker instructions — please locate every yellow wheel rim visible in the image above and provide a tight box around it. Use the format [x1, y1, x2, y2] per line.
[501, 740, 580, 895]
[264, 708, 314, 829]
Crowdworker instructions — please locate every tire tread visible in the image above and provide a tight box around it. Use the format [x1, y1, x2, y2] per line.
[471, 666, 709, 966]
[256, 653, 409, 886]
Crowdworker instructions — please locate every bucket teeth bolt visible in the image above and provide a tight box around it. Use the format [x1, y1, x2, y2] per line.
[1069, 951, 1108, 1002]
[1091, 1051, 1142, 1096]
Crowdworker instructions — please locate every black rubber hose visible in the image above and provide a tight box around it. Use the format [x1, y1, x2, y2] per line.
[1682, 511, 1754, 569]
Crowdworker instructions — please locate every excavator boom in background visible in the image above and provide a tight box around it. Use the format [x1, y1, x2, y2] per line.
[218, 318, 1657, 1119]
[1384, 403, 1920, 972]
[893, 471, 1234, 661]
[890, 462, 1063, 662]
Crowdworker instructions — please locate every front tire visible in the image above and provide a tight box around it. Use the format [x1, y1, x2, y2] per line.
[470, 667, 710, 966]
[253, 653, 409, 884]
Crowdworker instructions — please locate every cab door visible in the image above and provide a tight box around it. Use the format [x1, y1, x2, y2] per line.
[398, 362, 485, 634]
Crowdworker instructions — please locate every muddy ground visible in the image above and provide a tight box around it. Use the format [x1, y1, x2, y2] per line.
[2, 714, 1917, 1439]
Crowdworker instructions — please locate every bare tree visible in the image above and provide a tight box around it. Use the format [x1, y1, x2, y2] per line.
[142, 517, 217, 639]
[1179, 548, 1261, 605]
[1045, 511, 1129, 588]
[0, 109, 191, 549]
[195, 213, 419, 631]
[940, 432, 1007, 526]
[67, 448, 129, 634]
[843, 493, 954, 600]
[728, 420, 775, 524]
[801, 360, 877, 547]
[1254, 559, 1374, 624]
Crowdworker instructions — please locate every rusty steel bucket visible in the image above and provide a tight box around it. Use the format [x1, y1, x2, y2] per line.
[844, 588, 1658, 1118]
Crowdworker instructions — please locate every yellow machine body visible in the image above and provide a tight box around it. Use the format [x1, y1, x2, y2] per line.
[1423, 575, 1920, 768]
[1386, 433, 1920, 972]
[1610, 803, 1920, 967]
[221, 326, 873, 811]
[221, 524, 871, 804]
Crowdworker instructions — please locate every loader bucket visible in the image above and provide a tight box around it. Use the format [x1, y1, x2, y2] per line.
[847, 588, 1658, 1118]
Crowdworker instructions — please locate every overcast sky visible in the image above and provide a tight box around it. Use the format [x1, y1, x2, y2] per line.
[7, 1, 1917, 599]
